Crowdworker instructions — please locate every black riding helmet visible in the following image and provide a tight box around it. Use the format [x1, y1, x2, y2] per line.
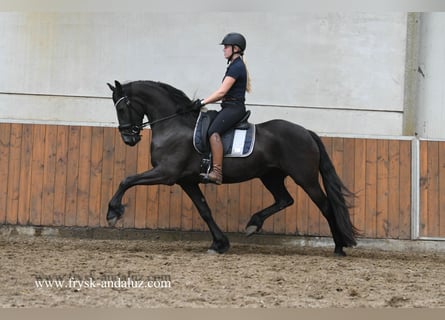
[220, 32, 246, 52]
[220, 32, 246, 62]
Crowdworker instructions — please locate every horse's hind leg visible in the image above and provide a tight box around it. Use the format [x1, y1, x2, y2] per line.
[245, 170, 294, 236]
[300, 182, 348, 256]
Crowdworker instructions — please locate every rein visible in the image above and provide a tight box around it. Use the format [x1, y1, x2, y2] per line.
[115, 96, 192, 132]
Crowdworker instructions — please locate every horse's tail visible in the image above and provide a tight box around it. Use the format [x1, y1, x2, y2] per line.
[308, 130, 359, 247]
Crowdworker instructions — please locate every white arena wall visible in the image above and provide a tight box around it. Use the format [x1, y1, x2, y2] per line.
[0, 12, 409, 135]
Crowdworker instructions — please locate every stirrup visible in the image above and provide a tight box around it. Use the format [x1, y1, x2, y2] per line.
[200, 165, 223, 185]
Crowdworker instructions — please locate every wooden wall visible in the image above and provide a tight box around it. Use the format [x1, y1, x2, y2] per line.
[419, 140, 445, 238]
[0, 122, 422, 240]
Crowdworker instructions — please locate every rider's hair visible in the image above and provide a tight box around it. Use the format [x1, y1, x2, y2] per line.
[244, 57, 252, 93]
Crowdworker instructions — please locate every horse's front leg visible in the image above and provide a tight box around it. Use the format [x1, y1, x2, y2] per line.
[180, 182, 230, 254]
[107, 167, 174, 226]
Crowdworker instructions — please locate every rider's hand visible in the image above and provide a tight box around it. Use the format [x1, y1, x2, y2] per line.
[190, 99, 205, 111]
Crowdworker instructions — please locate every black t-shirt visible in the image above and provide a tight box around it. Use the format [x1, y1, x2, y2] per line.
[223, 57, 247, 102]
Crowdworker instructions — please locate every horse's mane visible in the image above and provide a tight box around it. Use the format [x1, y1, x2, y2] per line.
[156, 82, 192, 106]
[127, 80, 192, 108]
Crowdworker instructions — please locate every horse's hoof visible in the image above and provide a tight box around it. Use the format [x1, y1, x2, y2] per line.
[246, 225, 258, 237]
[208, 240, 230, 254]
[107, 217, 118, 227]
[107, 204, 125, 227]
[334, 249, 347, 257]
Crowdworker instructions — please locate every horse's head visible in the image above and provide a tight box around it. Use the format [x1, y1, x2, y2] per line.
[107, 80, 144, 147]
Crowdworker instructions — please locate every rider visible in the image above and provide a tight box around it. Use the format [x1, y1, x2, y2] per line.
[192, 32, 251, 185]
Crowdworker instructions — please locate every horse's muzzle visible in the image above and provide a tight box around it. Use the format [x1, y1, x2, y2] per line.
[121, 133, 141, 146]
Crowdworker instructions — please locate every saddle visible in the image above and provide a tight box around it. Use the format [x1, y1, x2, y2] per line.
[193, 110, 255, 158]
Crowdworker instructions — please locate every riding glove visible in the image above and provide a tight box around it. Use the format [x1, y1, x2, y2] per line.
[190, 99, 206, 111]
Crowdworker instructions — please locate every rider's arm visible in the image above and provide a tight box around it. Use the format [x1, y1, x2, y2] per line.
[202, 76, 236, 105]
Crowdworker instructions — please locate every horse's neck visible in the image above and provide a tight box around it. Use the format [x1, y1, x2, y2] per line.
[134, 83, 194, 127]
[139, 99, 176, 122]
[137, 89, 177, 117]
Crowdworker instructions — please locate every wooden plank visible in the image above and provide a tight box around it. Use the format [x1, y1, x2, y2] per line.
[158, 185, 171, 229]
[321, 137, 336, 236]
[319, 169, 330, 237]
[227, 183, 240, 233]
[309, 137, 332, 236]
[427, 141, 440, 237]
[65, 126, 80, 227]
[324, 136, 344, 236]
[227, 183, 240, 232]
[272, 213, 286, 234]
[308, 194, 322, 236]
[439, 141, 445, 237]
[352, 139, 366, 235]
[342, 138, 356, 226]
[419, 140, 429, 237]
[146, 185, 160, 229]
[134, 136, 149, 229]
[122, 140, 138, 229]
[365, 139, 377, 238]
[150, 136, 168, 229]
[41, 125, 58, 226]
[195, 184, 212, 231]
[272, 181, 286, 235]
[191, 184, 205, 231]
[6, 124, 22, 224]
[112, 129, 127, 228]
[215, 184, 229, 232]
[18, 124, 33, 225]
[398, 140, 411, 239]
[305, 186, 319, 236]
[181, 186, 194, 231]
[238, 181, 252, 233]
[88, 126, 104, 227]
[168, 184, 183, 230]
[249, 179, 264, 232]
[261, 178, 274, 233]
[99, 127, 116, 227]
[76, 126, 92, 227]
[333, 137, 350, 238]
[376, 139, 389, 238]
[387, 140, 401, 238]
[53, 125, 69, 226]
[284, 178, 297, 235]
[142, 131, 160, 229]
[29, 125, 46, 225]
[331, 137, 344, 178]
[0, 123, 11, 223]
[296, 184, 309, 236]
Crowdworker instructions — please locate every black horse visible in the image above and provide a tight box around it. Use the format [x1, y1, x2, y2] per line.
[106, 80, 359, 256]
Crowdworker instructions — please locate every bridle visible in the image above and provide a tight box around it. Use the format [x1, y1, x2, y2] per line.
[114, 96, 187, 135]
[115, 96, 148, 135]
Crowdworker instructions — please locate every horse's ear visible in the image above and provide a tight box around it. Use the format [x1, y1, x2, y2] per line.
[114, 80, 123, 95]
[107, 82, 115, 92]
